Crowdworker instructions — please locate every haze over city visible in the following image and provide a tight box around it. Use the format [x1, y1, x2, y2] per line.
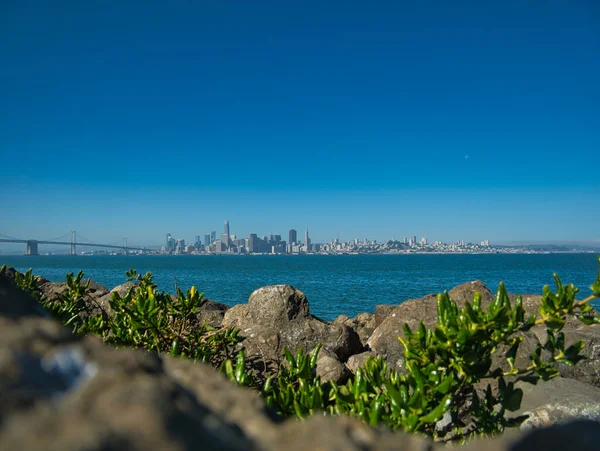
[1, 1, 599, 248]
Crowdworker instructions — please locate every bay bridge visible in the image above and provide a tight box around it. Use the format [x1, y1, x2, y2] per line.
[0, 231, 146, 256]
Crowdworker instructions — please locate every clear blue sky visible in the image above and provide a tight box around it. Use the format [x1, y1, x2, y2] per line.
[1, 0, 599, 247]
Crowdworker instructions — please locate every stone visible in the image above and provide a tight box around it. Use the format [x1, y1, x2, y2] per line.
[269, 415, 433, 451]
[0, 268, 46, 318]
[316, 349, 351, 384]
[369, 281, 508, 372]
[507, 376, 600, 429]
[109, 281, 138, 297]
[463, 420, 600, 451]
[346, 351, 376, 374]
[197, 299, 230, 328]
[335, 313, 376, 347]
[223, 285, 362, 364]
[374, 304, 396, 327]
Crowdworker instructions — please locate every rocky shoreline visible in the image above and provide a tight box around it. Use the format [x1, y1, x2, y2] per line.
[2, 266, 600, 450]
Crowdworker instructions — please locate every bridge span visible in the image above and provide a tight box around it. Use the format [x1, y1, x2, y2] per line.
[0, 232, 145, 255]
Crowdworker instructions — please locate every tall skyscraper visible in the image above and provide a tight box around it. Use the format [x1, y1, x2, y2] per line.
[249, 234, 258, 253]
[204, 234, 210, 246]
[305, 228, 311, 252]
[289, 229, 297, 244]
[224, 220, 230, 236]
[210, 231, 216, 243]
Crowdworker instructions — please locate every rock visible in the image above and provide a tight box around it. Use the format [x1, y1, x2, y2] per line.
[346, 351, 376, 374]
[316, 349, 350, 384]
[223, 285, 362, 364]
[447, 280, 495, 308]
[0, 268, 46, 318]
[197, 299, 230, 328]
[335, 313, 376, 347]
[374, 304, 396, 327]
[508, 377, 600, 429]
[367, 294, 438, 372]
[163, 355, 280, 448]
[510, 420, 600, 451]
[38, 280, 113, 321]
[0, 318, 257, 451]
[110, 281, 138, 297]
[368, 281, 500, 372]
[269, 415, 433, 451]
[463, 420, 600, 451]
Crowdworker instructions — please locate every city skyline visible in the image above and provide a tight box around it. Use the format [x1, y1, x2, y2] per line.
[1, 2, 598, 245]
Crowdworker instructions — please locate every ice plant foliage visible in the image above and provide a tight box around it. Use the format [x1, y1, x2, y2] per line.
[4, 257, 600, 439]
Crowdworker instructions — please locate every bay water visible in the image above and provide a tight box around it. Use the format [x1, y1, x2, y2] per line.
[2, 254, 598, 321]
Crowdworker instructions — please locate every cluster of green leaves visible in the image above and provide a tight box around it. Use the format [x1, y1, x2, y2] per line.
[220, 258, 600, 439]
[5, 260, 600, 440]
[7, 266, 243, 367]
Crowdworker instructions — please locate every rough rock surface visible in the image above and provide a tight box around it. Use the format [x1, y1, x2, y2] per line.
[508, 377, 600, 429]
[222, 285, 362, 363]
[346, 351, 376, 374]
[316, 349, 351, 384]
[374, 304, 396, 327]
[369, 282, 531, 373]
[334, 312, 376, 347]
[197, 299, 230, 328]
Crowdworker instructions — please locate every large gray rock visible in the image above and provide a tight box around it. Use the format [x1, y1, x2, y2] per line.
[197, 299, 230, 328]
[223, 285, 362, 363]
[508, 377, 600, 429]
[368, 281, 532, 373]
[367, 294, 438, 372]
[0, 318, 256, 451]
[334, 312, 376, 347]
[38, 278, 112, 320]
[346, 351, 376, 374]
[316, 349, 350, 384]
[374, 304, 396, 327]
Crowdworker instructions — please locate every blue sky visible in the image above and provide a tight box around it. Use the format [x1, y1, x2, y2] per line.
[1, 1, 599, 247]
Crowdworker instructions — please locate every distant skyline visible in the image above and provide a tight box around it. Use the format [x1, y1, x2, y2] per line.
[1, 1, 599, 246]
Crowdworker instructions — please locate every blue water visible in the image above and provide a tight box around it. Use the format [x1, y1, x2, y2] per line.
[2, 254, 599, 321]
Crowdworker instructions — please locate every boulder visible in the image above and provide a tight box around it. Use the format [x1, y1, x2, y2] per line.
[270, 415, 431, 451]
[369, 281, 516, 373]
[197, 299, 230, 328]
[223, 285, 362, 364]
[316, 349, 351, 384]
[374, 304, 396, 327]
[0, 299, 257, 451]
[110, 281, 138, 297]
[463, 420, 600, 451]
[346, 351, 376, 374]
[0, 267, 46, 318]
[507, 377, 600, 429]
[367, 294, 438, 372]
[334, 313, 376, 347]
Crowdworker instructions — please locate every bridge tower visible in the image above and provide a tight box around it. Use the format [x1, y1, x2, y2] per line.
[70, 231, 77, 256]
[26, 240, 39, 256]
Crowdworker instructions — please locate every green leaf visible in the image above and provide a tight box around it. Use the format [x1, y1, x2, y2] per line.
[420, 395, 451, 423]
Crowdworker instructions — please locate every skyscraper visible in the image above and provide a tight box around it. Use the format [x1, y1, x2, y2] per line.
[305, 228, 311, 252]
[289, 229, 297, 244]
[204, 234, 210, 246]
[249, 234, 258, 253]
[222, 220, 230, 248]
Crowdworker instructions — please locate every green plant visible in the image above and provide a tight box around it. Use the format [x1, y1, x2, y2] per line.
[6, 260, 600, 440]
[225, 258, 600, 439]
